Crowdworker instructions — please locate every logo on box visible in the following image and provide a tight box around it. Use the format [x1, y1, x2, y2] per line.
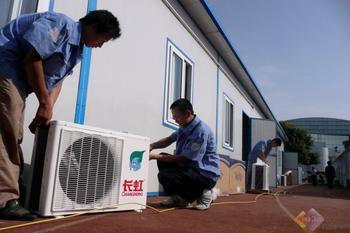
[122, 179, 145, 196]
[294, 208, 324, 231]
[129, 151, 145, 171]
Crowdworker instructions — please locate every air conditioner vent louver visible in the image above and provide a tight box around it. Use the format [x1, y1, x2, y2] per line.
[54, 130, 123, 210]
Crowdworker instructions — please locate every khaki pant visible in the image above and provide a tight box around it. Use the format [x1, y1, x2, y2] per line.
[0, 76, 25, 208]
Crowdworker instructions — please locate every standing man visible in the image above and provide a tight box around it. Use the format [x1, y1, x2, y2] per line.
[246, 138, 282, 191]
[150, 99, 220, 210]
[325, 161, 336, 189]
[0, 10, 121, 220]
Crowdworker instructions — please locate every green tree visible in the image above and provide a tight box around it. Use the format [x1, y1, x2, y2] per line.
[280, 121, 320, 165]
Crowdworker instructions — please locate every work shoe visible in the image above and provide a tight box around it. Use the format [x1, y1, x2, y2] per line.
[0, 199, 37, 221]
[195, 189, 213, 210]
[160, 195, 189, 208]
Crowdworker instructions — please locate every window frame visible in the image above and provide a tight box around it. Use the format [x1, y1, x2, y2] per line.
[163, 39, 194, 129]
[0, 0, 38, 28]
[222, 94, 234, 151]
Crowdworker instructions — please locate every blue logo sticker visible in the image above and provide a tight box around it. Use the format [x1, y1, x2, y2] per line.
[129, 151, 145, 171]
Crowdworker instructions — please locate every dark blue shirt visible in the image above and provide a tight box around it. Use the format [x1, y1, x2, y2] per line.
[0, 12, 83, 96]
[248, 140, 272, 163]
[169, 116, 221, 180]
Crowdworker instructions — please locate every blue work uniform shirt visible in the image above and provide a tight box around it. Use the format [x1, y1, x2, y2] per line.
[169, 116, 221, 181]
[0, 12, 83, 96]
[248, 140, 272, 163]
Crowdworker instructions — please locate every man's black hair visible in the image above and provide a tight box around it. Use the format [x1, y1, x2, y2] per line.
[272, 138, 282, 146]
[80, 10, 121, 39]
[170, 98, 194, 115]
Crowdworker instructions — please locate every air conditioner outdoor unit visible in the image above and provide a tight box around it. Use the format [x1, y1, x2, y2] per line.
[281, 175, 287, 186]
[25, 120, 150, 216]
[251, 163, 269, 191]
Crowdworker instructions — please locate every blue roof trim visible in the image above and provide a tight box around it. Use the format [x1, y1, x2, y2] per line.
[200, 0, 279, 124]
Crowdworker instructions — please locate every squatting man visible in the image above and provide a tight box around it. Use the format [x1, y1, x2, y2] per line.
[149, 99, 221, 210]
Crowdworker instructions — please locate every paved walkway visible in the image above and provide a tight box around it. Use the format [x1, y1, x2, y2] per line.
[0, 184, 349, 233]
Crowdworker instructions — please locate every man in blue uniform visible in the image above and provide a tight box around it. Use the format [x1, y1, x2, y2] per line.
[150, 99, 220, 210]
[0, 10, 120, 220]
[246, 138, 282, 191]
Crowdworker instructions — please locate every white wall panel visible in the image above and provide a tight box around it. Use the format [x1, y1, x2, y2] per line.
[85, 0, 219, 192]
[19, 0, 270, 193]
[217, 69, 262, 161]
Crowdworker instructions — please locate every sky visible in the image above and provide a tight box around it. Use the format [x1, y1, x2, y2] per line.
[205, 0, 350, 121]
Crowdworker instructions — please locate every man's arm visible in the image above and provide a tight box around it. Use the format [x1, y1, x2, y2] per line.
[150, 131, 208, 164]
[149, 134, 188, 163]
[258, 150, 268, 162]
[50, 81, 63, 105]
[150, 136, 175, 151]
[24, 49, 53, 133]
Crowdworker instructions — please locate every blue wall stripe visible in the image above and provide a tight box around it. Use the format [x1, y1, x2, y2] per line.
[74, 0, 97, 124]
[215, 65, 220, 145]
[48, 0, 54, 12]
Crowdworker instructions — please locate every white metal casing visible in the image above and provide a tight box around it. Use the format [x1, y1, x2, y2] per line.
[26, 120, 150, 216]
[281, 175, 287, 186]
[251, 163, 269, 191]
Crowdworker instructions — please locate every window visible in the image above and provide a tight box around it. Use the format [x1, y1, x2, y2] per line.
[0, 0, 38, 27]
[0, 0, 13, 27]
[164, 40, 194, 127]
[223, 95, 234, 150]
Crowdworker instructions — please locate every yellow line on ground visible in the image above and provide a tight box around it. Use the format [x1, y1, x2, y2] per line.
[0, 191, 310, 232]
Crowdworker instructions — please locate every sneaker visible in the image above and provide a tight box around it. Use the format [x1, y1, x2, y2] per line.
[195, 189, 213, 210]
[0, 199, 37, 221]
[160, 195, 189, 208]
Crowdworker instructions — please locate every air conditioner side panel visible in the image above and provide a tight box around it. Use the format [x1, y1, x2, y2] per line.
[38, 124, 63, 216]
[26, 126, 49, 210]
[252, 164, 269, 191]
[263, 166, 269, 191]
[118, 136, 150, 210]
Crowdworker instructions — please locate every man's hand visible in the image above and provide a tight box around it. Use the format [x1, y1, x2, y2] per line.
[149, 153, 161, 160]
[258, 151, 268, 163]
[29, 97, 53, 134]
